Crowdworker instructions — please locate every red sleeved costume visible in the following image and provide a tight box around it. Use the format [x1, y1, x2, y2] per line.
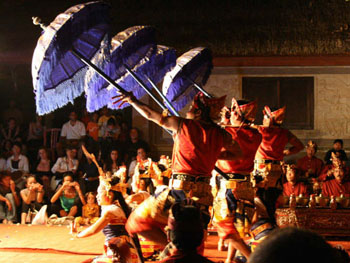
[283, 182, 309, 197]
[297, 156, 324, 178]
[256, 127, 289, 161]
[322, 179, 350, 197]
[216, 126, 262, 174]
[172, 119, 226, 177]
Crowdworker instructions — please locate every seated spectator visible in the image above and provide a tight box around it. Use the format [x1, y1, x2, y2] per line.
[297, 140, 324, 179]
[0, 173, 20, 224]
[27, 115, 45, 164]
[160, 200, 213, 263]
[20, 175, 44, 224]
[0, 153, 6, 171]
[100, 118, 121, 158]
[81, 108, 90, 127]
[86, 112, 99, 143]
[2, 99, 23, 126]
[103, 148, 124, 175]
[1, 117, 21, 143]
[118, 121, 130, 143]
[51, 146, 79, 189]
[33, 147, 52, 195]
[6, 142, 29, 174]
[50, 173, 86, 217]
[126, 128, 150, 163]
[74, 192, 99, 227]
[322, 167, 350, 197]
[324, 139, 348, 165]
[97, 107, 116, 139]
[1, 140, 13, 159]
[249, 227, 342, 263]
[129, 147, 156, 194]
[283, 165, 308, 197]
[60, 111, 86, 150]
[319, 152, 349, 182]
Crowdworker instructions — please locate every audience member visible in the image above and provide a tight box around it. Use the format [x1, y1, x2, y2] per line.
[74, 192, 99, 227]
[126, 128, 150, 163]
[20, 175, 44, 224]
[283, 165, 308, 197]
[32, 147, 52, 196]
[60, 111, 86, 149]
[0, 154, 6, 171]
[98, 107, 115, 139]
[297, 140, 324, 178]
[27, 115, 45, 146]
[6, 142, 29, 174]
[103, 148, 124, 175]
[324, 139, 348, 165]
[50, 173, 85, 217]
[86, 112, 99, 143]
[81, 108, 90, 127]
[51, 146, 79, 188]
[0, 173, 20, 224]
[1, 117, 21, 143]
[322, 167, 350, 197]
[249, 227, 342, 263]
[1, 140, 13, 159]
[2, 99, 23, 126]
[100, 117, 121, 158]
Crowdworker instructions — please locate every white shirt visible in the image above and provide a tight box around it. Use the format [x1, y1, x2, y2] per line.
[51, 157, 79, 174]
[7, 154, 29, 173]
[60, 120, 86, 140]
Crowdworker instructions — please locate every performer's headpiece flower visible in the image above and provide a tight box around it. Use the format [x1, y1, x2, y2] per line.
[263, 105, 286, 125]
[193, 92, 226, 120]
[231, 98, 258, 123]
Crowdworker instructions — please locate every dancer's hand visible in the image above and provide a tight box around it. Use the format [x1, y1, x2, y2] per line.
[112, 91, 136, 108]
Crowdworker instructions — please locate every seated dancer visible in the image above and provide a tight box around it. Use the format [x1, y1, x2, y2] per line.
[252, 106, 304, 224]
[319, 152, 349, 182]
[322, 167, 350, 197]
[0, 173, 20, 224]
[159, 200, 214, 263]
[130, 149, 157, 195]
[213, 99, 261, 262]
[296, 140, 324, 179]
[113, 92, 241, 248]
[282, 165, 308, 197]
[76, 175, 139, 263]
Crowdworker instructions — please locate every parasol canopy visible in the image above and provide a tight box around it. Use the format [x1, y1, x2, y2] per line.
[162, 47, 213, 111]
[85, 25, 156, 112]
[32, 1, 110, 115]
[109, 45, 177, 110]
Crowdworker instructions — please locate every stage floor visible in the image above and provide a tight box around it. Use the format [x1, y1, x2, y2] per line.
[0, 225, 349, 263]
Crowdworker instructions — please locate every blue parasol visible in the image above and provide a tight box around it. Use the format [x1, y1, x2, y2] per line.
[85, 26, 157, 112]
[32, 1, 111, 115]
[108, 45, 177, 110]
[162, 47, 213, 111]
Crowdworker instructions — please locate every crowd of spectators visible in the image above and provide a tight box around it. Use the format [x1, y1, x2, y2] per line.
[0, 104, 151, 224]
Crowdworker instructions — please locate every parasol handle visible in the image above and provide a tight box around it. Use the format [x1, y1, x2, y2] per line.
[71, 49, 128, 95]
[186, 76, 212, 98]
[124, 64, 167, 111]
[146, 77, 180, 117]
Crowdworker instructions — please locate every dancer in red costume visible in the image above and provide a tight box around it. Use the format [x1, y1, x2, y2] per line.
[252, 106, 304, 224]
[113, 92, 242, 248]
[213, 99, 261, 263]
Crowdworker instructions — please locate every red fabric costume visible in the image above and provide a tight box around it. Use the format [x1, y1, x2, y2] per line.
[216, 127, 262, 174]
[318, 165, 350, 182]
[297, 156, 324, 178]
[322, 179, 350, 197]
[256, 127, 289, 161]
[283, 182, 308, 197]
[172, 119, 227, 177]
